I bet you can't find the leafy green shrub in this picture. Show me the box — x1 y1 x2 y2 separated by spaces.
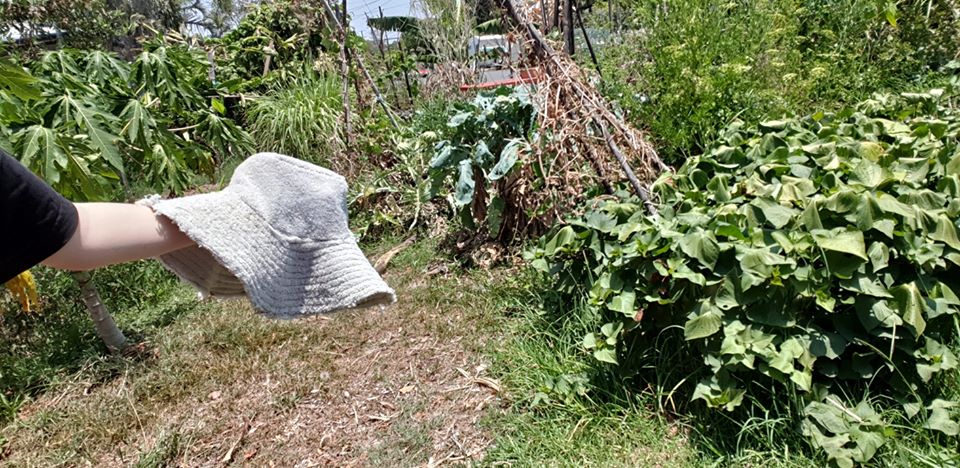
245 72 344 166
602 0 960 162
529 89 960 465
428 87 537 241
209 0 344 87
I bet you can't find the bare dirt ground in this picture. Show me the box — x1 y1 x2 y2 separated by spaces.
1 249 503 467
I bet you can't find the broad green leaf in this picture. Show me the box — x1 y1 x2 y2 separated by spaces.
738 247 793 280
582 333 597 349
857 141 885 161
0 59 41 100
601 322 623 340
805 401 850 435
693 374 745 411
930 216 960 250
915 337 958 382
684 309 722 340
593 348 618 364
856 298 903 330
67 97 124 173
211 98 226 115
924 400 959 436
808 331 848 359
867 242 889 272
874 192 914 218
20 125 67 185
812 228 868 261
430 141 455 168
543 226 578 255
679 229 721 269
447 111 471 127
851 159 885 187
801 199 824 229
779 176 817 202
583 210 618 232
488 139 523 180
890 283 927 336
453 160 475 206
608 291 636 315
752 198 797 228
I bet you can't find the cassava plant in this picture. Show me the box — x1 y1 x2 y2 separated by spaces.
528 88 960 466
1 44 252 352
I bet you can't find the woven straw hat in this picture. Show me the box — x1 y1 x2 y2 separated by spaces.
139 152 396 317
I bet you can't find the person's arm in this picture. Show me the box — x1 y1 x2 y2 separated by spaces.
42 203 195 271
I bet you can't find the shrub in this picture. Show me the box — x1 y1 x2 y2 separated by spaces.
528 89 960 465
601 0 960 163
427 87 608 244
427 87 537 241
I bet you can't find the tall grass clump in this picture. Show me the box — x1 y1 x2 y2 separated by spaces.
245 72 344 165
601 0 960 163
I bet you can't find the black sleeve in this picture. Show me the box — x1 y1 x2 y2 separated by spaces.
1 149 79 283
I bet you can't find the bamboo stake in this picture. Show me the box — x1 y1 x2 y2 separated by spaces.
318 0 400 130
574 1 601 77
375 7 401 106
339 0 354 148
396 37 415 103
598 121 657 216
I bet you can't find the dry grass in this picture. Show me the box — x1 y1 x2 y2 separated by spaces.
0 245 501 467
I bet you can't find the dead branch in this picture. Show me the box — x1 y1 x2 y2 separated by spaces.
495 0 669 217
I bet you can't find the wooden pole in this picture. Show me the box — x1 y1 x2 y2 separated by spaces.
262 38 274 77
550 0 560 31
319 0 399 130
376 7 401 106
339 0 354 149
563 0 575 54
575 1 601 76
397 38 415 104
540 0 549 28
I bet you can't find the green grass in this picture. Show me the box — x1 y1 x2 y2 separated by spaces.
0 261 187 421
0 237 505 465
481 272 697 466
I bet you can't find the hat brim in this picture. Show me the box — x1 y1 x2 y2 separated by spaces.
142 190 396 317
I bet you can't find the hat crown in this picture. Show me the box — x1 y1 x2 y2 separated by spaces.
229 153 350 240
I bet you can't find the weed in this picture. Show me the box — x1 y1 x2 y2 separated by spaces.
244 71 344 166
